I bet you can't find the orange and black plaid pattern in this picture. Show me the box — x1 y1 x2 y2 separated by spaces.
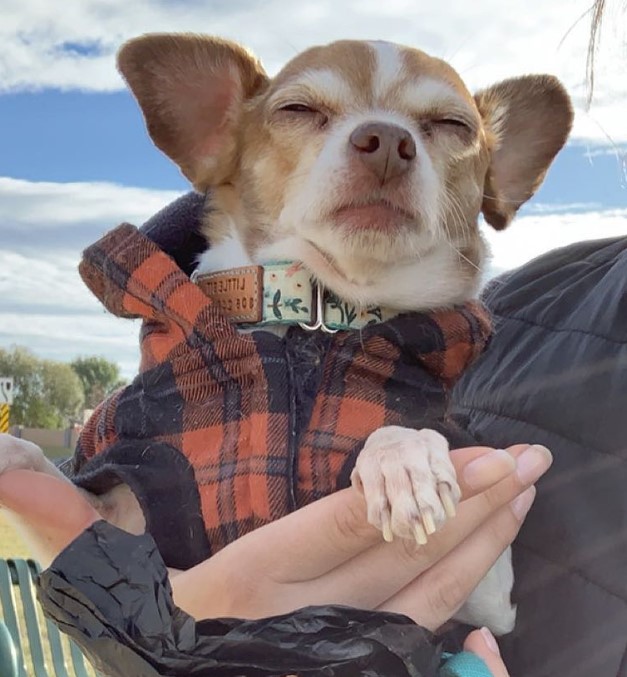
74 224 491 568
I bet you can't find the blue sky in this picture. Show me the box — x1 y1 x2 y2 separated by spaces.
1 0 625 379
2 90 626 204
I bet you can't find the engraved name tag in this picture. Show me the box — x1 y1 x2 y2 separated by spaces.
195 267 263 323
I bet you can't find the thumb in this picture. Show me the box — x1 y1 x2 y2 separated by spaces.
0 470 100 557
463 628 509 677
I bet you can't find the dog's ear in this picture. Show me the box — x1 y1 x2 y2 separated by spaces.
475 75 573 230
117 33 269 187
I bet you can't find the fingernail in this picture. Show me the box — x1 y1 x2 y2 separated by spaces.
463 448 516 488
481 627 501 655
511 485 536 520
516 445 552 484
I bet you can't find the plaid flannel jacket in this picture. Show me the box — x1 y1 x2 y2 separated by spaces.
72 223 492 569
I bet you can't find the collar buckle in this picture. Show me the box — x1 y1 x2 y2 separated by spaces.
298 283 338 334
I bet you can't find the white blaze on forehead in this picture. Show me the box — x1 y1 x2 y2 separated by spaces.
400 78 469 112
276 68 353 108
368 40 405 99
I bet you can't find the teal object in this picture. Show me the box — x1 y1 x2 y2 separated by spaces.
0 558 92 676
0 619 19 677
439 650 494 677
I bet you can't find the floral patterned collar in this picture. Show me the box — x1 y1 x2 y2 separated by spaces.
192 261 399 333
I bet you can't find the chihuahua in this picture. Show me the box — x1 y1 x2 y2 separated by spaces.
0 34 573 635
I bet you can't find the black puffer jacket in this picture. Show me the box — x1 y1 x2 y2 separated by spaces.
452 236 627 677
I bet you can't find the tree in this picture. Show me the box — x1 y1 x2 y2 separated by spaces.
0 346 85 428
0 346 42 426
70 356 126 409
41 361 85 426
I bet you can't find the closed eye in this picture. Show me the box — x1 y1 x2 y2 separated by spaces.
279 103 317 113
420 117 474 140
274 102 329 129
434 118 471 131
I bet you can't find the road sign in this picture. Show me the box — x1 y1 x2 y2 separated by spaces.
0 404 8 433
0 378 14 405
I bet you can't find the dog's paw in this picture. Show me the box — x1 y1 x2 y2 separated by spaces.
351 426 460 544
0 434 46 475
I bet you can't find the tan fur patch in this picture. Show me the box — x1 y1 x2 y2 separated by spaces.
271 41 377 105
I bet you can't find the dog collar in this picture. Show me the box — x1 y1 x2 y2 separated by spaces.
192 262 399 333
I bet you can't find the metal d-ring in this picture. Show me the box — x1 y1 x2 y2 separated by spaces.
298 282 339 334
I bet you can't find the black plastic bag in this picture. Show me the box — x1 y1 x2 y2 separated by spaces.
36 521 443 676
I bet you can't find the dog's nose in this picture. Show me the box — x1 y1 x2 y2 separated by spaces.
349 122 416 183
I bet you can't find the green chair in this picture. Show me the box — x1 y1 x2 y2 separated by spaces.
0 558 93 677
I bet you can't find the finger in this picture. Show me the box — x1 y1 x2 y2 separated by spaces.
234 488 379 579
293 446 548 608
377 487 535 630
464 628 510 677
247 445 528 583
175 488 534 623
172 446 542 620
0 470 100 556
456 446 524 497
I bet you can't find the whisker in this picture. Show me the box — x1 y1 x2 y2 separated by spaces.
440 190 468 244
437 191 482 274
447 241 482 273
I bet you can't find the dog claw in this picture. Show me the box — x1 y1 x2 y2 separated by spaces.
382 523 394 542
422 509 436 535
439 483 456 518
414 522 428 545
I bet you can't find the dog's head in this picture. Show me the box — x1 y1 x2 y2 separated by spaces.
118 35 573 309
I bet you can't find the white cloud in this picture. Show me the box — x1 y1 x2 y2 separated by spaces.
581 143 627 165
0 177 182 378
525 202 604 214
0 310 141 379
482 207 627 276
1 0 626 143
0 177 182 255
1 176 625 379
0 251 92 312
0 251 142 380
0 177 181 228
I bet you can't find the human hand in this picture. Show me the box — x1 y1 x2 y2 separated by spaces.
0 469 101 558
172 443 551 627
0 443 551 632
